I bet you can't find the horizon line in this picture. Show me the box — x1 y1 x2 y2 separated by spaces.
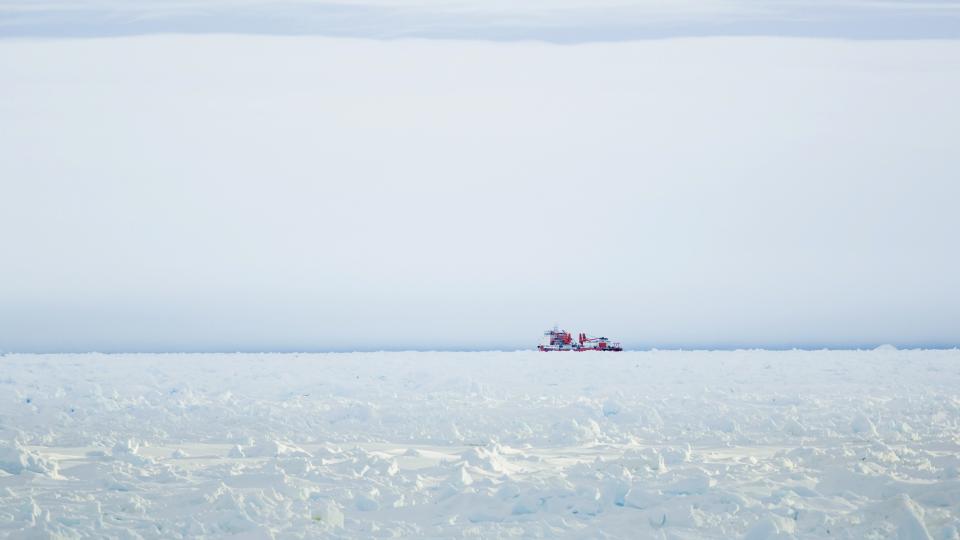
4 344 959 355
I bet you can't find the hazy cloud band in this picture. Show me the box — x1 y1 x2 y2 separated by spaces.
2 0 960 41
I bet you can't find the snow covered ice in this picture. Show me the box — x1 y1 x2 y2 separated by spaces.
2 349 960 538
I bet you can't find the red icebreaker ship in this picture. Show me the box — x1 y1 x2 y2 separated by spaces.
538 326 623 352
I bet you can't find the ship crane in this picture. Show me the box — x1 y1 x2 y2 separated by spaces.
576 332 623 352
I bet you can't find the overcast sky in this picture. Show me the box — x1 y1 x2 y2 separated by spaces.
2 3 959 352
2 0 960 40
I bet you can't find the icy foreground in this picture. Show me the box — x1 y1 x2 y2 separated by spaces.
1 351 959 539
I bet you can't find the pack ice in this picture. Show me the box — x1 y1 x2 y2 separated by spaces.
1 349 959 538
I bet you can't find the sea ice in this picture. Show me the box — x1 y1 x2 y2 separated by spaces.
0 349 958 538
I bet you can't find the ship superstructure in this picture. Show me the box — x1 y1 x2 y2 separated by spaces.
538 326 623 352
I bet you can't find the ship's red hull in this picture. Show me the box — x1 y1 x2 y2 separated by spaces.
538 346 623 352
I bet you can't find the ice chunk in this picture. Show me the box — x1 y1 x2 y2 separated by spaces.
312 500 344 529
894 495 932 540
0 440 58 477
852 413 879 438
111 439 140 455
623 487 661 509
461 444 509 473
602 400 622 417
233 440 312 458
454 465 474 487
0 443 28 474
